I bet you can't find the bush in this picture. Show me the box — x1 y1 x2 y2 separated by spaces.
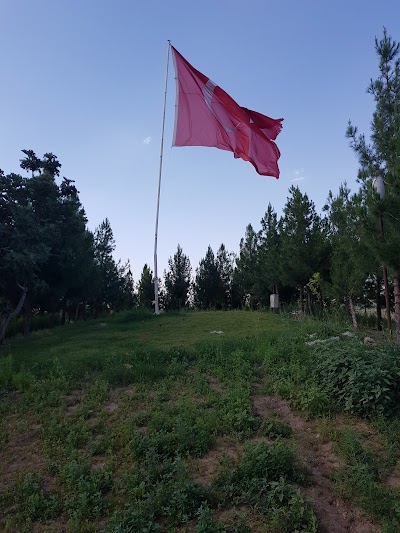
311 340 400 417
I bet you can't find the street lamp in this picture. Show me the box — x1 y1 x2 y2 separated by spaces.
372 176 392 335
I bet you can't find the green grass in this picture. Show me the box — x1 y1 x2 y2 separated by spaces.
1 309 400 531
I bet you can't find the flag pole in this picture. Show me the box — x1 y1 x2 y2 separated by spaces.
154 40 171 315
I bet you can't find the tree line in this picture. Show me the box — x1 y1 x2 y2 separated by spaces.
1 29 400 341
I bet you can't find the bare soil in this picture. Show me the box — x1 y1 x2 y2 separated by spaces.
252 393 381 533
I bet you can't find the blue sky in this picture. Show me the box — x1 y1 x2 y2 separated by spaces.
1 0 399 280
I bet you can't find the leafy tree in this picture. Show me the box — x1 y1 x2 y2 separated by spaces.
164 244 192 310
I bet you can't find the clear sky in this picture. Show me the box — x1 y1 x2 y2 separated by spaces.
1 0 399 281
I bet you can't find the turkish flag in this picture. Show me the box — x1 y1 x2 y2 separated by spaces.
171 46 283 178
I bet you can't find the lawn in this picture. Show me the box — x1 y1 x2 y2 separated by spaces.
1 310 400 532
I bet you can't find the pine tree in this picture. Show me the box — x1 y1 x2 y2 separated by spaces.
216 244 235 309
347 28 400 339
234 224 258 308
325 184 371 328
194 246 223 309
93 218 121 313
164 245 192 310
138 264 154 310
281 186 326 312
256 204 282 305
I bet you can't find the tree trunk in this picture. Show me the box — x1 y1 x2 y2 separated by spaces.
61 296 66 325
349 293 358 330
376 275 382 331
383 265 392 336
306 286 313 315
393 273 400 344
299 286 304 313
0 285 28 344
75 302 81 321
23 293 32 337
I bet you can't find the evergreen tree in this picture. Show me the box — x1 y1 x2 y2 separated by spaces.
164 245 192 310
216 244 235 309
256 204 282 305
324 184 371 328
194 246 223 309
119 261 137 309
234 224 258 308
138 264 154 310
281 186 326 312
347 28 400 340
93 218 121 313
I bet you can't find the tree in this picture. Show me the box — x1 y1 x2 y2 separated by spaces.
118 261 137 310
234 224 258 308
39 177 92 323
194 246 224 309
256 204 282 304
0 167 56 337
138 264 154 310
280 186 326 312
164 245 192 310
19 149 41 177
93 218 121 313
347 28 400 340
216 244 235 309
324 184 371 328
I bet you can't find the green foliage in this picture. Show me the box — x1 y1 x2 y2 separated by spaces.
212 441 306 503
259 417 293 439
138 263 154 310
6 310 400 530
194 245 225 310
110 453 209 529
1 472 60 530
311 340 400 416
335 428 400 529
324 184 374 324
59 458 113 518
211 442 315 532
164 244 192 310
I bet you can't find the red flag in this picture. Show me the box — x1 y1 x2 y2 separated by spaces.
171 46 283 178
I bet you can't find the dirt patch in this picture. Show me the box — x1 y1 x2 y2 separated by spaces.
252 394 380 533
104 401 118 413
64 389 85 415
385 466 400 488
91 455 107 470
0 415 46 494
206 375 225 393
253 394 307 432
189 435 271 487
190 437 241 486
335 415 386 459
115 385 136 397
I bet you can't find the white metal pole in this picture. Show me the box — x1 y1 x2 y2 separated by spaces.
154 40 171 315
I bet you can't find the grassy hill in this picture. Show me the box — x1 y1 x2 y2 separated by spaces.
1 310 400 532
